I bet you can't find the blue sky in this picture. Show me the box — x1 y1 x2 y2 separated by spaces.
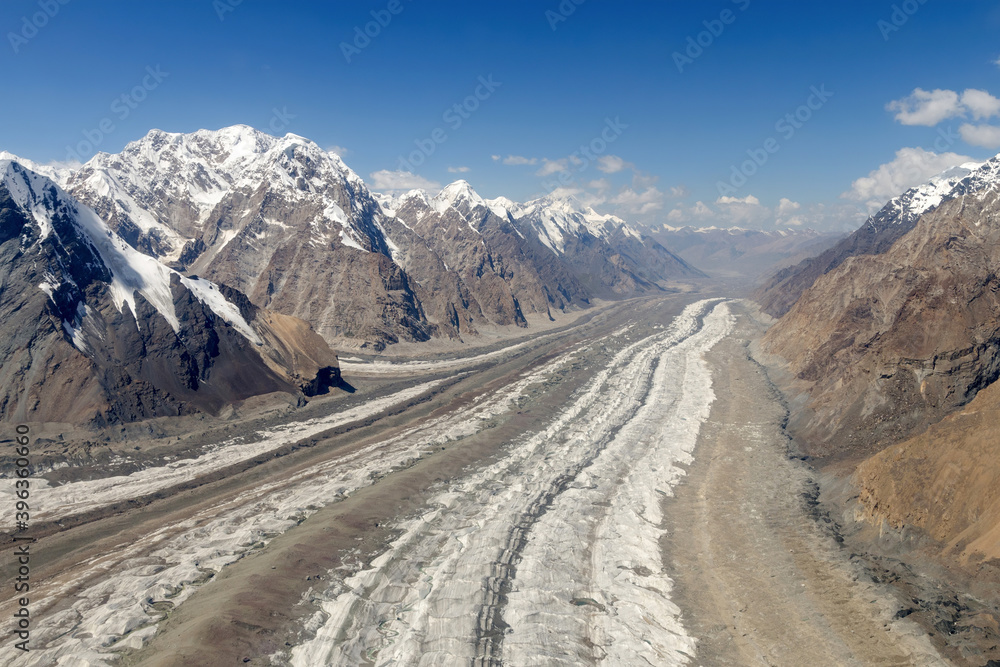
2 0 999 231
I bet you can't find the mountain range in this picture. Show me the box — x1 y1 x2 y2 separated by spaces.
1 124 852 428
14 126 708 352
0 125 726 426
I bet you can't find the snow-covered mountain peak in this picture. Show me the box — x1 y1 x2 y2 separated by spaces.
484 195 517 220
866 158 989 233
509 193 641 254
376 188 432 217
1 158 61 238
66 125 379 262
431 179 488 215
0 151 74 187
952 155 1000 200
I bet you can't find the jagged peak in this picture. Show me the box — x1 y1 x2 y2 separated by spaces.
866 156 997 233
485 195 517 219
0 152 75 187
432 179 486 211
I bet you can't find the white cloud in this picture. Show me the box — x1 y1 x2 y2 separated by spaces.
995 56 1000 68
662 196 863 231
447 166 471 173
631 172 659 189
610 187 665 214
716 194 761 206
713 194 770 225
887 88 964 126
776 198 803 226
777 197 801 216
491 154 501 161
368 169 441 191
595 155 631 174
661 203 705 226
691 201 713 219
961 89 1000 120
841 147 974 205
326 145 349 156
536 158 570 176
886 88 1000 141
959 123 1000 149
500 155 538 166
548 186 583 200
669 185 690 198
576 191 608 208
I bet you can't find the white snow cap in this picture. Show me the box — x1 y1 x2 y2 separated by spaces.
69 125 377 262
868 157 998 232
507 193 641 255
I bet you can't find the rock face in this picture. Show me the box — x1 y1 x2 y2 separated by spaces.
0 159 338 426
378 184 703 336
854 378 1000 563
760 157 1000 458
378 183 592 335
756 163 981 317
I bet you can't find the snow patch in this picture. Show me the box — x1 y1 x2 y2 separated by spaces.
179 276 262 345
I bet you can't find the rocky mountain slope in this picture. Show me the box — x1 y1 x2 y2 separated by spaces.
760 157 1000 457
754 156 1000 663
854 377 1000 564
377 182 589 334
756 163 982 317
64 126 431 350
378 183 706 335
0 159 338 426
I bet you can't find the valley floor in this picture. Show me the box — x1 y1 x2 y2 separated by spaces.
0 295 958 666
662 307 944 666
